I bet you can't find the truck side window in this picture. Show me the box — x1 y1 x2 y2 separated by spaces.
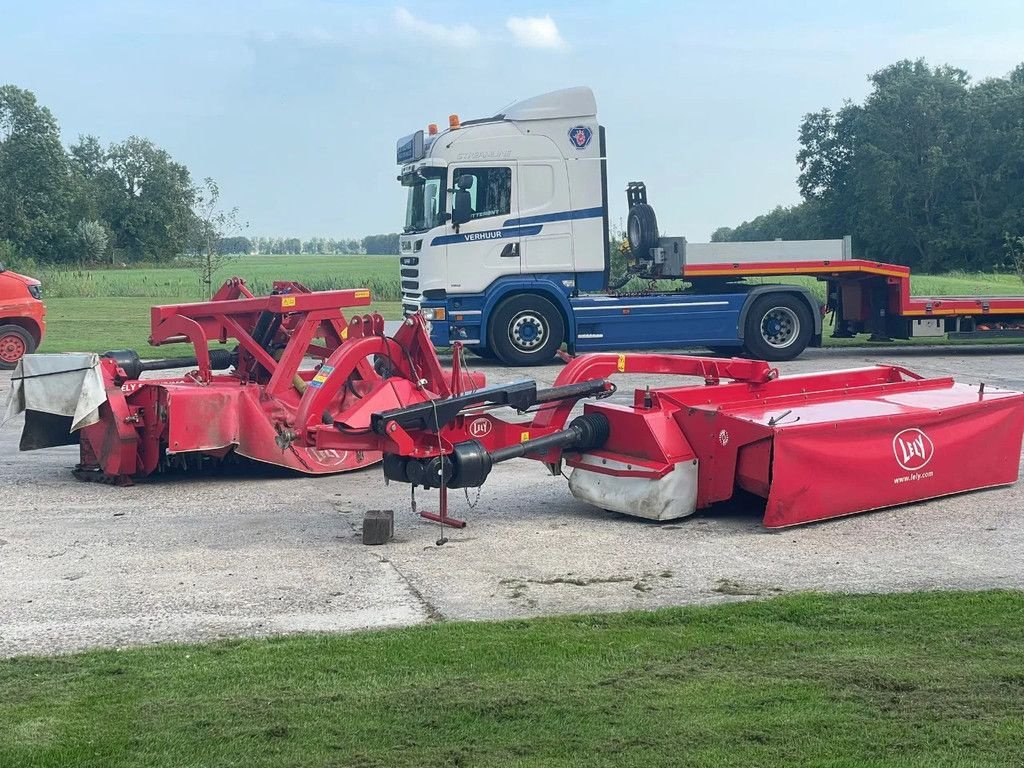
452 167 511 221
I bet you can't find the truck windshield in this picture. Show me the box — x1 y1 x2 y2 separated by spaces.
403 168 446 233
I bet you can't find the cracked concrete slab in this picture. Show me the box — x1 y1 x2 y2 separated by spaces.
2 344 1023 656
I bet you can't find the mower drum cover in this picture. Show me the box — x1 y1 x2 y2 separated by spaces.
560 359 1024 527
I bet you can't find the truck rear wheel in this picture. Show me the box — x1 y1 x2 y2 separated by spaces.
742 294 813 362
488 295 564 366
0 324 34 370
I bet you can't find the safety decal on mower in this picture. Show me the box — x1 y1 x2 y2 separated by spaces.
309 364 334 388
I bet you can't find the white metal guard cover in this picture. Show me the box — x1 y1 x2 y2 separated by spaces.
4 353 107 433
567 455 700 521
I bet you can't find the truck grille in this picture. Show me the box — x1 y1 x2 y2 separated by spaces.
400 256 420 316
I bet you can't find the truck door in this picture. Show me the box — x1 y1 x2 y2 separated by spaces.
516 160 573 275
445 164 520 294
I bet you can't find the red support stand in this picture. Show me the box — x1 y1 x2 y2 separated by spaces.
417 340 468 529
418 485 467 529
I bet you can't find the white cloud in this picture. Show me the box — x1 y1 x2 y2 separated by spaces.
506 15 565 50
394 7 480 48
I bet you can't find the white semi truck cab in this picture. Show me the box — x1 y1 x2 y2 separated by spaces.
396 86 832 365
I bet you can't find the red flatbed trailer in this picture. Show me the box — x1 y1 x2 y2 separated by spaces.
684 258 1024 342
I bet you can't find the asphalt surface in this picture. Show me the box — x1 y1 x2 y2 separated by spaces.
2 344 1024 657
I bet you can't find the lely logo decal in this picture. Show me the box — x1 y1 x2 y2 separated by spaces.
469 418 492 438
892 428 934 471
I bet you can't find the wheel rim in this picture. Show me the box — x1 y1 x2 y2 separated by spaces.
0 332 26 364
628 217 640 248
760 307 800 349
508 311 547 353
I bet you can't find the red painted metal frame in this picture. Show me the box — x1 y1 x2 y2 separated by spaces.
78 280 483 483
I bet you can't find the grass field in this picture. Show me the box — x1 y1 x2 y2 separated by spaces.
43 297 403 357
1 591 1021 767
29 259 1024 354
40 254 402 301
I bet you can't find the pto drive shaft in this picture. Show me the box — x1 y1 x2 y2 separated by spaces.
382 413 610 490
102 348 235 380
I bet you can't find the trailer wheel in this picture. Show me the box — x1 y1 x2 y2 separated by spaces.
626 203 660 255
0 325 34 370
742 294 813 361
489 295 565 366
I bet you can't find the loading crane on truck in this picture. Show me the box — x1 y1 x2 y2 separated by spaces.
396 87 1024 365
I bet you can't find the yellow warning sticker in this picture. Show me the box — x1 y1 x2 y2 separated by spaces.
354 290 371 299
340 326 348 339
617 354 626 372
520 431 530 442
281 296 296 308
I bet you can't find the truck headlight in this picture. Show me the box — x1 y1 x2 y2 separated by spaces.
28 284 42 300
420 307 446 321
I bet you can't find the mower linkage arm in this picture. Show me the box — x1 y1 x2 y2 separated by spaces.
369 378 609 435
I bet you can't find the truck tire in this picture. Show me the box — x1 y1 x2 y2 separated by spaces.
488 295 565 366
0 324 34 370
742 294 813 362
626 203 660 255
467 346 496 360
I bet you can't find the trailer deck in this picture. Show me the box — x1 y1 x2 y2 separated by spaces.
682 257 1024 340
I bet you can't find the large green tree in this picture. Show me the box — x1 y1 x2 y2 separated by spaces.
0 85 73 260
0 85 214 265
719 59 1024 272
104 136 196 261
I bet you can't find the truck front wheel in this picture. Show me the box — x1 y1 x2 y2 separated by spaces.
742 294 813 362
0 324 35 370
488 295 565 366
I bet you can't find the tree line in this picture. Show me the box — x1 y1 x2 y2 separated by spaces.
231 233 400 256
712 59 1024 273
0 84 401 268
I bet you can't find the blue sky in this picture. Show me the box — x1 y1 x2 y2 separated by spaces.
2 0 1022 240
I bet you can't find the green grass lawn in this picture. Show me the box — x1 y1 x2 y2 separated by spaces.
1 591 1021 767
30 254 402 354
41 297 403 355
40 254 401 300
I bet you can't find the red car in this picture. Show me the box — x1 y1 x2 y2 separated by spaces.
0 265 45 369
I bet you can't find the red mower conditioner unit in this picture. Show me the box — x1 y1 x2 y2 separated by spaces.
7 279 482 483
9 282 1024 528
337 352 1024 528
